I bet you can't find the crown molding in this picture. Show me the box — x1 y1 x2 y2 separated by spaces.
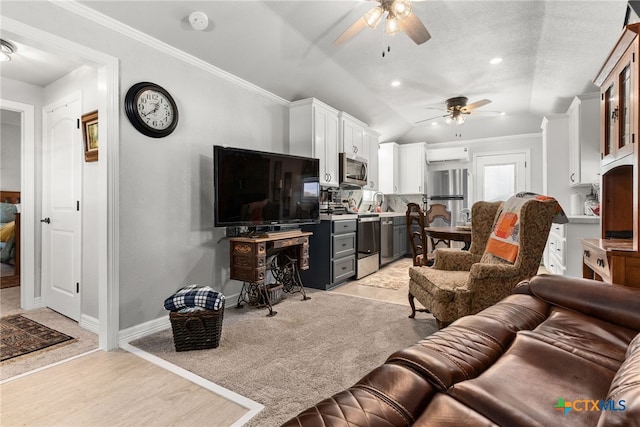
51 0 290 107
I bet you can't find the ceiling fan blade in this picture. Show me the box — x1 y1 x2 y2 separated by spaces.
334 16 368 45
398 12 431 45
415 114 447 124
462 99 492 112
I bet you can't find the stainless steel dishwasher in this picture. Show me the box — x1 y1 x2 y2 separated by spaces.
380 217 394 266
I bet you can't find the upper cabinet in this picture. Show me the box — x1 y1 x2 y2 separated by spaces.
378 142 399 194
567 94 600 187
595 27 637 169
397 142 427 194
290 98 340 187
378 142 427 195
363 128 380 191
290 98 379 190
339 112 365 159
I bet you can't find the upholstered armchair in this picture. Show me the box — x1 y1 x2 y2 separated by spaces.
408 197 559 328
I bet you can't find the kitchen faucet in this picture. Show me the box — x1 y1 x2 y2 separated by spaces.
372 192 385 212
459 208 471 224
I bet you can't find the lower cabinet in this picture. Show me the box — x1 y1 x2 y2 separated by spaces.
301 219 356 290
393 216 407 260
544 219 599 278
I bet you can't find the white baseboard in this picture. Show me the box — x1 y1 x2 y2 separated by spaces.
79 313 99 334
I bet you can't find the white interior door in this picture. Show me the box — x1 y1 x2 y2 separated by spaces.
42 94 82 321
475 152 528 202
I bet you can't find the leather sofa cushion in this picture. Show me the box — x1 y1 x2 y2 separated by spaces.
281 364 435 427
449 333 616 427
529 275 640 331
413 394 498 426
598 333 640 427
387 293 549 392
474 293 549 330
525 307 637 371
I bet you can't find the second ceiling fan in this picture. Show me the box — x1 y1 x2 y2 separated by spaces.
334 0 431 46
417 97 493 125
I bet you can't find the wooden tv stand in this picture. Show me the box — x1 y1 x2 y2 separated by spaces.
229 231 312 316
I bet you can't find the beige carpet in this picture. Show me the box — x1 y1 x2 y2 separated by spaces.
131 290 437 427
355 257 414 290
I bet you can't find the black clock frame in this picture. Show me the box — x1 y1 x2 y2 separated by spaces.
124 82 179 138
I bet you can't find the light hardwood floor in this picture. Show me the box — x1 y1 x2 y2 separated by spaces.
1 350 250 427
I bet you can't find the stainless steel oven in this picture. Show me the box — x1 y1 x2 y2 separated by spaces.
339 153 368 187
357 214 380 279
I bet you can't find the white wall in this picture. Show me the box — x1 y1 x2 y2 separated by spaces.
426 133 544 203
1 2 290 330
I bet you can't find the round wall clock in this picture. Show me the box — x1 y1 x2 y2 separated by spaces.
124 82 178 138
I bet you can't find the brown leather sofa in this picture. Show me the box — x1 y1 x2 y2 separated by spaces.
282 275 640 427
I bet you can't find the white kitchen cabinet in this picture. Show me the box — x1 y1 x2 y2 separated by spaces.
339 112 365 159
363 128 379 190
544 218 600 278
378 142 399 194
290 98 340 187
567 94 600 187
398 142 427 194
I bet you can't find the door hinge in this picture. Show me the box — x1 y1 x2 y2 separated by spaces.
77 201 80 211
634 52 636 63
77 118 80 129
76 282 80 293
633 134 636 144
525 161 527 168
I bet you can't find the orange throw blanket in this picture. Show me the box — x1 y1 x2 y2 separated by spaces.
486 193 566 263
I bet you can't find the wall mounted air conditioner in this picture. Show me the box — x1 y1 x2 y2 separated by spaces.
426 146 469 163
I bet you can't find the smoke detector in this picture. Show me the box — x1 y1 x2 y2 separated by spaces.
188 11 209 31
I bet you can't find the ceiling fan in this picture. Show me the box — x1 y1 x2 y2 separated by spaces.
334 0 431 46
416 97 493 126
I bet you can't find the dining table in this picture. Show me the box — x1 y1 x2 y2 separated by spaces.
425 226 472 251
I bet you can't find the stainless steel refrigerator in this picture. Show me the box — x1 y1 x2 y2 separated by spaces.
427 168 470 226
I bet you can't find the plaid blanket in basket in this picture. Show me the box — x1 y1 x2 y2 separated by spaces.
164 284 225 311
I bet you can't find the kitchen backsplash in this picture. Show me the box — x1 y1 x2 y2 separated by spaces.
333 187 425 213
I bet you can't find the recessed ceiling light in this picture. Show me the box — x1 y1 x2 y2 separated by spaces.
489 57 503 65
500 112 506 116
391 80 401 87
431 122 438 126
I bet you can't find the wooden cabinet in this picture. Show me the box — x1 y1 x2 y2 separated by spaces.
290 98 340 187
583 23 640 288
301 219 356 289
398 142 427 194
567 94 600 187
599 43 636 167
379 142 400 194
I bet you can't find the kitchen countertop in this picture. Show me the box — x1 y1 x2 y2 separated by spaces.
567 215 600 224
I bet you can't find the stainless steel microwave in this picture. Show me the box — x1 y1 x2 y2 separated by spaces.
339 153 368 186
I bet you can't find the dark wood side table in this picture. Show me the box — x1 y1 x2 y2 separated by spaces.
229 231 312 316
425 226 472 251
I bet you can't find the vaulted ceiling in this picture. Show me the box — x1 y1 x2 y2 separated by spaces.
1 1 631 143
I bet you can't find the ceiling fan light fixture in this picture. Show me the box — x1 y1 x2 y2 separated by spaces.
0 39 16 62
455 115 466 125
391 0 412 20
385 16 401 35
364 6 385 28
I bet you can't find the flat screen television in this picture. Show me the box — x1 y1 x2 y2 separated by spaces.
213 145 320 228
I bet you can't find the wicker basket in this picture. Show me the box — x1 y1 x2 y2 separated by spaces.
169 301 224 352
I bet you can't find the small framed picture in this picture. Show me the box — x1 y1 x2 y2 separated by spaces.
82 110 98 162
